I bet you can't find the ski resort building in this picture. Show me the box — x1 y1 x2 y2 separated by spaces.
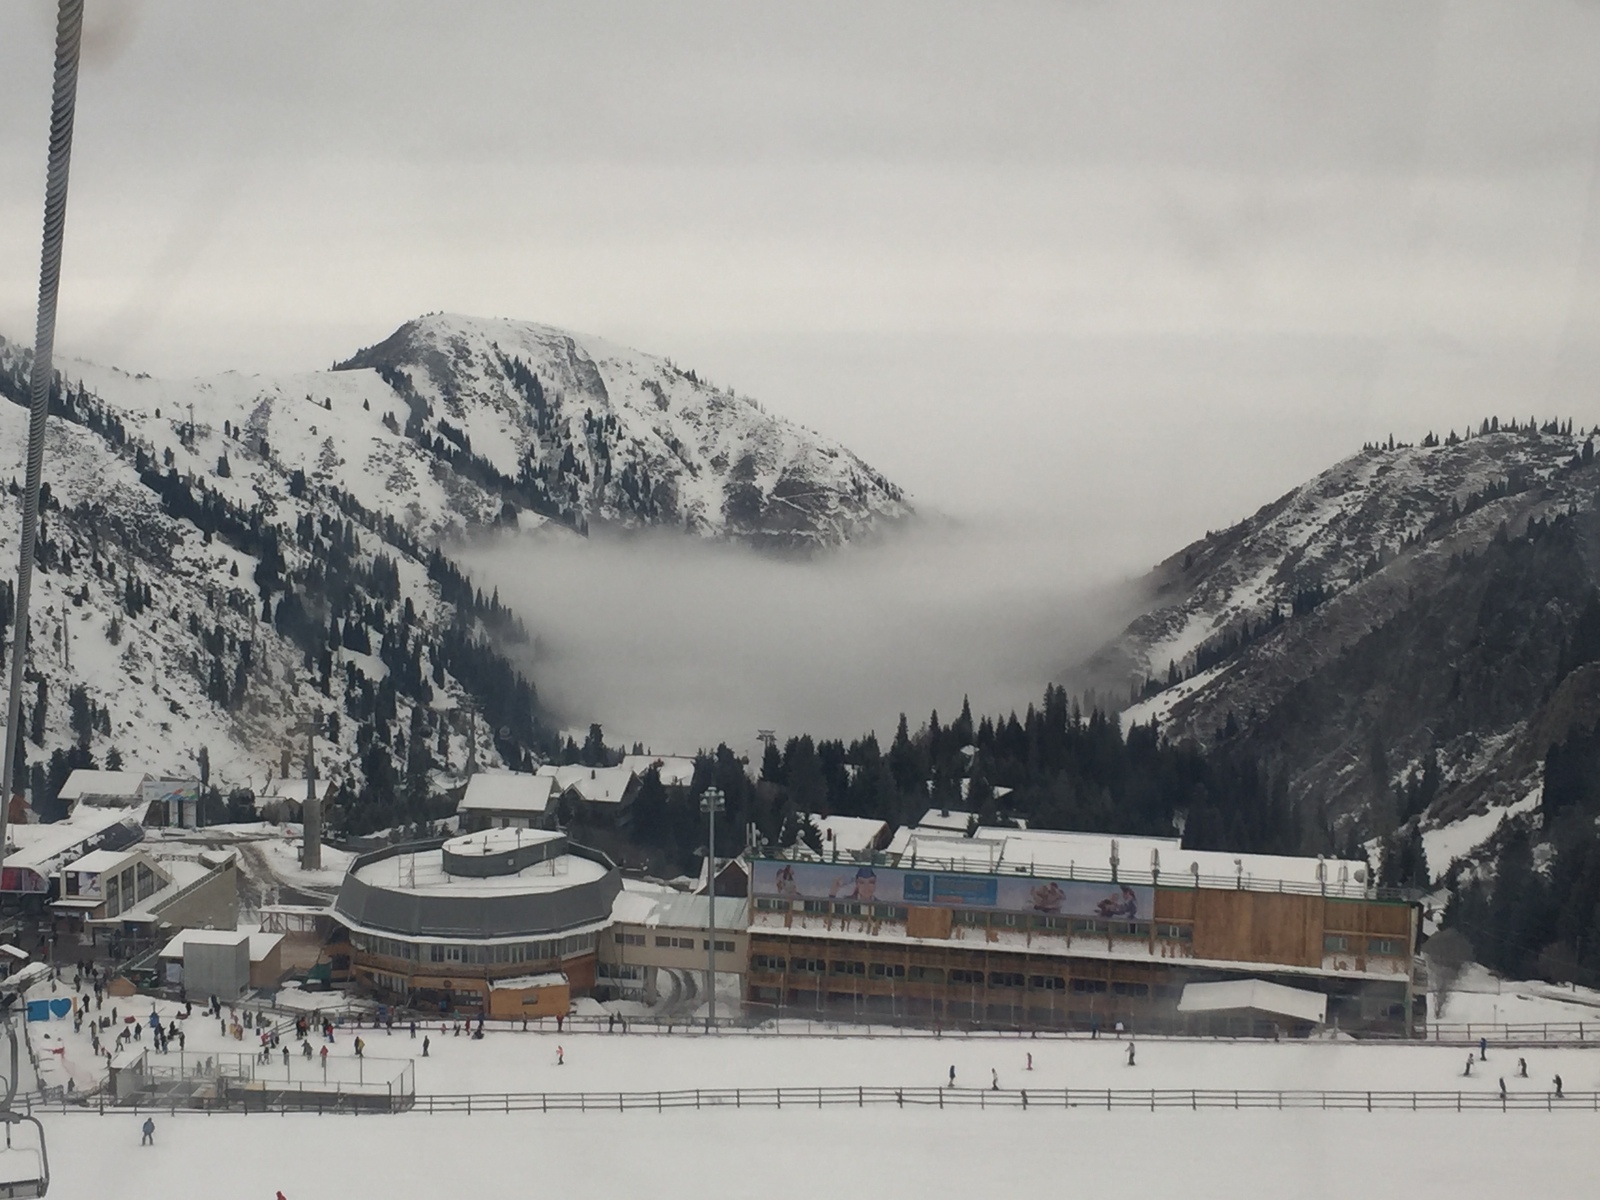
598 889 748 1002
333 828 621 1017
745 827 1421 1036
455 770 557 832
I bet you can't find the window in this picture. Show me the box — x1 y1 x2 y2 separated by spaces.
1071 978 1107 994
755 898 790 912
614 932 644 946
833 902 865 918
869 963 906 979
136 863 159 901
909 965 944 983
871 905 908 921
830 960 865 976
988 971 1025 989
1324 935 1350 953
1110 921 1150 939
1031 916 1067 931
752 955 786 972
994 913 1023 929
656 936 695 950
954 910 987 927
703 939 735 953
792 958 825 975
1112 981 1150 997
949 969 984 985
1029 975 1065 991
1367 938 1400 957
1158 924 1192 941
1072 919 1107 936
802 900 829 914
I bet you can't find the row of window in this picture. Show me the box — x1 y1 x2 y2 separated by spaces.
751 956 1151 995
352 932 596 964
1325 936 1401 957
760 899 1194 942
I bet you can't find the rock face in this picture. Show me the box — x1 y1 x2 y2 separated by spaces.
334 314 910 551
1075 424 1600 865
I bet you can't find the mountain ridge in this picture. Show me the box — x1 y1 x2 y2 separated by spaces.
1071 420 1600 885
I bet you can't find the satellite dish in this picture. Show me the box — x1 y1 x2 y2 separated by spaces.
1353 868 1367 884
498 726 511 740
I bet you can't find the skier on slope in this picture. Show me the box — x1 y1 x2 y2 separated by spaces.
1126 1043 1136 1067
140 1117 155 1146
1464 1056 1473 1077
948 1065 956 1088
991 1068 999 1091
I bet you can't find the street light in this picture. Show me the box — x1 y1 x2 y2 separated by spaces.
700 787 725 1031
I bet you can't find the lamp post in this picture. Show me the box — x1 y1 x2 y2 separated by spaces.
700 787 724 1031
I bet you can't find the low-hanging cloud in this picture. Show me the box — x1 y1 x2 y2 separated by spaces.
458 518 1142 761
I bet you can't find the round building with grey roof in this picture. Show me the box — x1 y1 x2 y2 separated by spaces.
333 828 621 1016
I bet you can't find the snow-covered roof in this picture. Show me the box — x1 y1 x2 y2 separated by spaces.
5 809 145 875
61 847 142 876
489 971 568 991
810 815 891 857
535 764 636 805
159 929 283 962
57 770 151 802
1177 979 1328 1024
158 928 247 953
914 807 977 833
457 770 555 814
610 890 748 930
880 825 1368 891
620 755 696 788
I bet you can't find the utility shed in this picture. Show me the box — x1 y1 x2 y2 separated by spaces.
171 930 251 1000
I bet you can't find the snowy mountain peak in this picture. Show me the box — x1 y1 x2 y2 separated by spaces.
332 313 911 551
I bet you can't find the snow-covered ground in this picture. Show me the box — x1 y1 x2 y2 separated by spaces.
1433 964 1600 1025
17 969 1599 1198
23 1108 1593 1200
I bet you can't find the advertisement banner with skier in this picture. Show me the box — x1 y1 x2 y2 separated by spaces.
752 860 1151 920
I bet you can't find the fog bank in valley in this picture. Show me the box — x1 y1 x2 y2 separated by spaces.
459 520 1139 762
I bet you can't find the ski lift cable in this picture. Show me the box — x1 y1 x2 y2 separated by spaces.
0 0 85 867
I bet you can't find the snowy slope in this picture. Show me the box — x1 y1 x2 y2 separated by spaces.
0 335 510 810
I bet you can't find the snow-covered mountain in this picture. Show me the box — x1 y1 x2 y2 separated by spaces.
0 314 907 823
1074 422 1600 880
333 313 909 550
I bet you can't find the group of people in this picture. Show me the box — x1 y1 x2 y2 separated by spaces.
1467 1038 1564 1097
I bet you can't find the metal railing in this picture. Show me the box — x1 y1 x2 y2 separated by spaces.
768 849 1421 903
1425 1022 1599 1044
18 1084 1598 1117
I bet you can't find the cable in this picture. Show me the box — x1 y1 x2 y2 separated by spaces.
0 0 86 872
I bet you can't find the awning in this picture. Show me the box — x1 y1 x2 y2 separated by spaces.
49 898 102 911
406 976 488 993
1177 979 1327 1024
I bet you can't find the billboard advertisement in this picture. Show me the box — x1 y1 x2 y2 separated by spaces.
752 860 1151 921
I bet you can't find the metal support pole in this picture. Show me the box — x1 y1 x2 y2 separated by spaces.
700 787 724 1031
1 0 85 872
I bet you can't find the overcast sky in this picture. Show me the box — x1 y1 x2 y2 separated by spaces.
6 0 1600 571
